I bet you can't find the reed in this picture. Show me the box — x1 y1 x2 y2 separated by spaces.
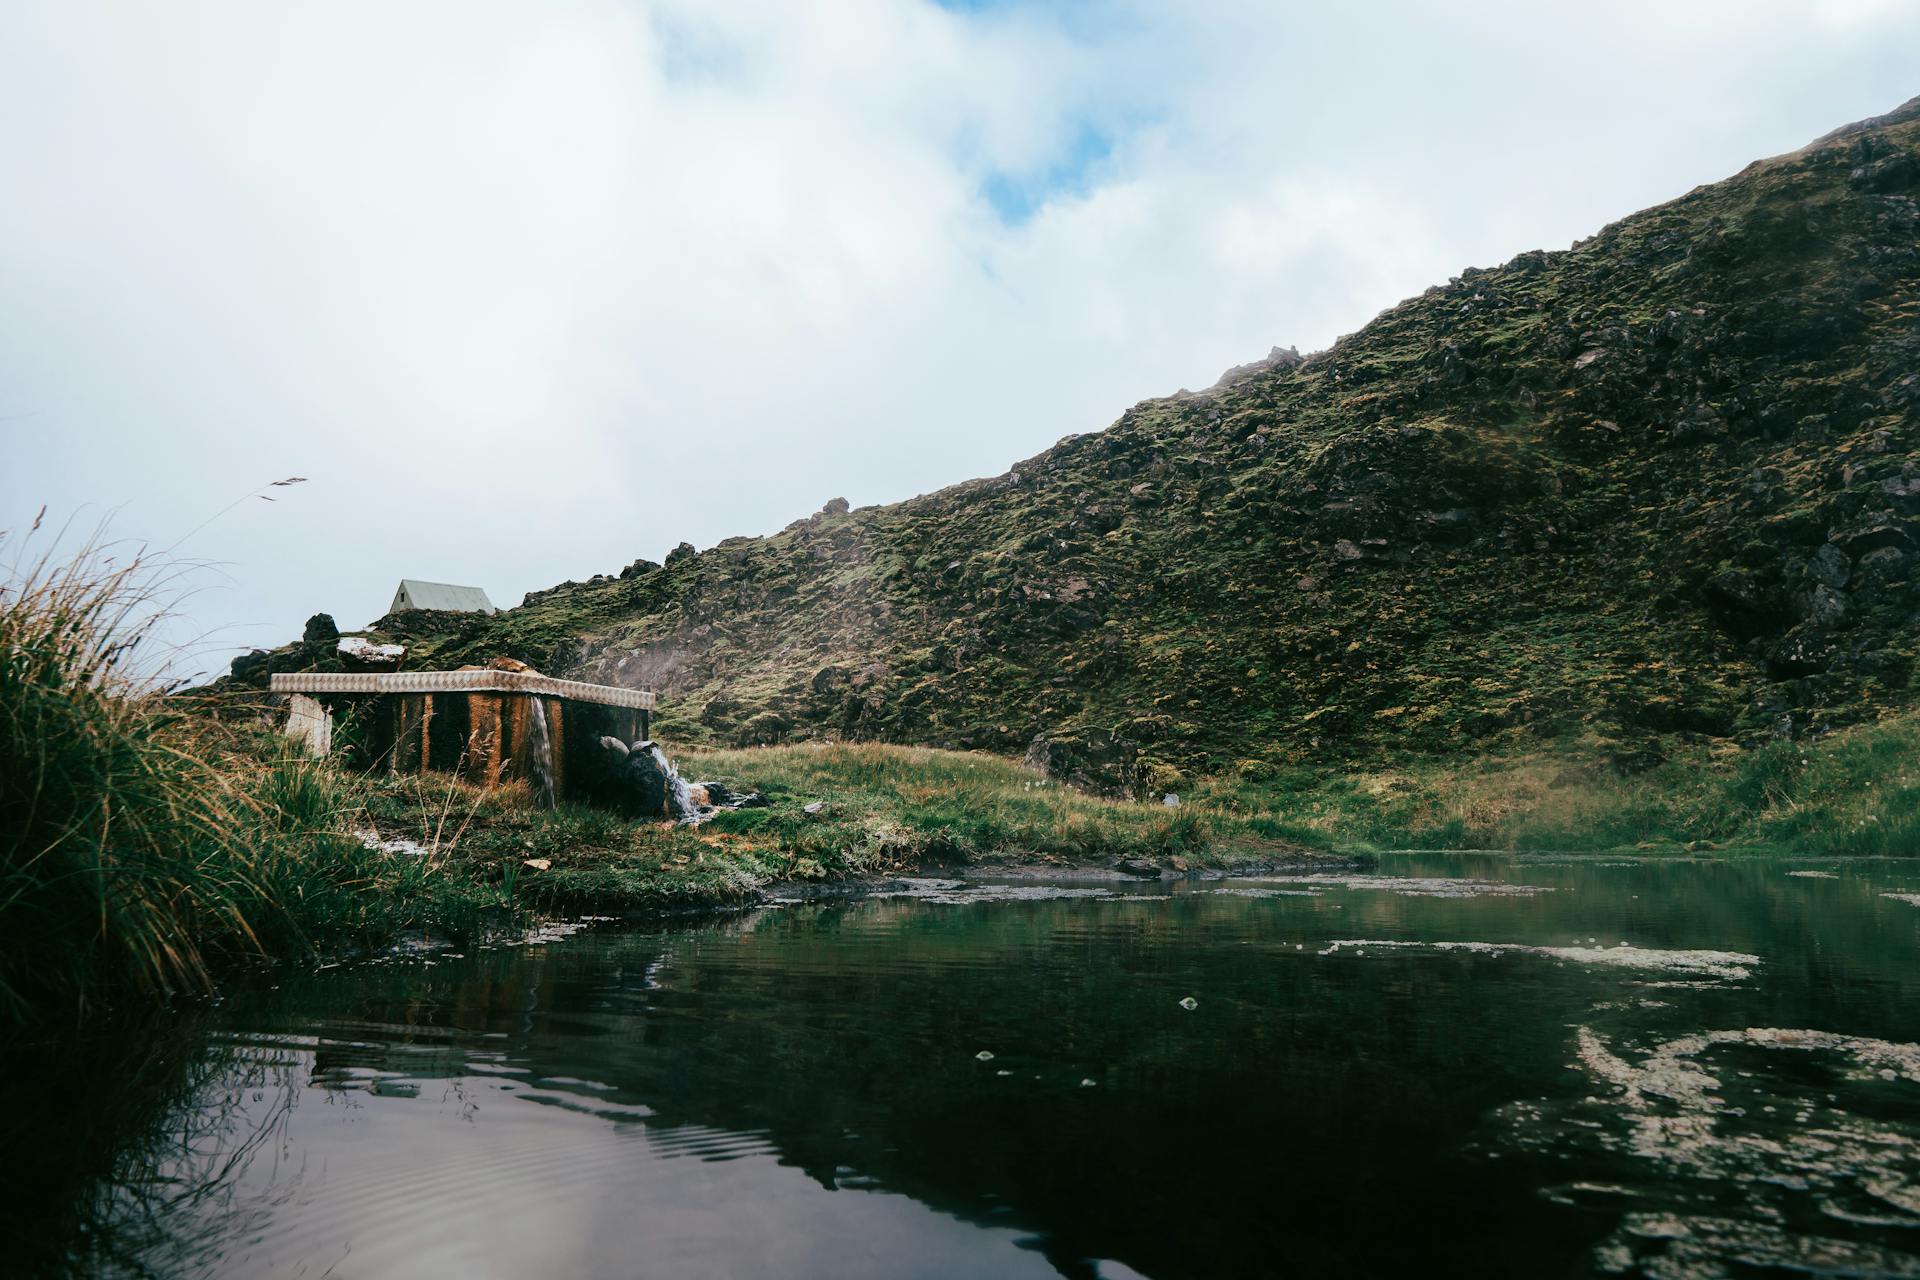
0 527 491 1028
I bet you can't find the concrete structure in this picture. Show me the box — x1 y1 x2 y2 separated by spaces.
389 579 495 614
270 669 655 807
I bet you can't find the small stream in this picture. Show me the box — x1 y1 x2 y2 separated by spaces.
7 853 1920 1278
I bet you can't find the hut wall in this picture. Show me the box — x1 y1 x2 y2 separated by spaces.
304 690 644 807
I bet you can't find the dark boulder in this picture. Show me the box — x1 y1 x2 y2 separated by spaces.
1703 567 1772 637
1806 543 1851 589
230 649 270 682
302 613 340 647
1848 152 1918 193
1766 627 1839 678
1852 546 1913 600
1024 728 1141 799
700 782 768 809
1880 473 1920 516
620 741 671 819
1798 583 1850 627
1419 508 1476 542
1831 519 1915 557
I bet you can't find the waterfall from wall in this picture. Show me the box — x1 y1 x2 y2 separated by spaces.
645 741 695 822
526 695 556 809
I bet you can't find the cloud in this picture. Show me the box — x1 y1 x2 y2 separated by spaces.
2 0 1916 676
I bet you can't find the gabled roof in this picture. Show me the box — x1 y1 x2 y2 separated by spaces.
393 579 495 613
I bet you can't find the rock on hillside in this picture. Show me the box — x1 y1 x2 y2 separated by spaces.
242 97 1920 790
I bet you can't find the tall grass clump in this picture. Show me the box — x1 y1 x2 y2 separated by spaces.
0 528 483 1028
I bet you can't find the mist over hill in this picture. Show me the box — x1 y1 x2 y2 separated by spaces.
236 97 1920 796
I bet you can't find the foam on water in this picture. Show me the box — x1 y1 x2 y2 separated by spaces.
1319 939 1760 981
1209 886 1324 899
1255 874 1553 898
1501 1026 1920 1277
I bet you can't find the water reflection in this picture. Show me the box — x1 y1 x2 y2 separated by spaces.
0 1010 302 1279
8 854 1920 1278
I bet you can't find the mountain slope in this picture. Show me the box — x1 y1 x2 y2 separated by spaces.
256 98 1920 792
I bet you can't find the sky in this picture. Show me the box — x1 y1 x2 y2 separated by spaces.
2 0 1917 678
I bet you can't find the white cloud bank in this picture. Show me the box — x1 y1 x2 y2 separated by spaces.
1 0 1915 673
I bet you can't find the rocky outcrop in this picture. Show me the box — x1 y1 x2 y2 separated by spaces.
1024 730 1140 799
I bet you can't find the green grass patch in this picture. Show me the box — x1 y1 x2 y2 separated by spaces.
356 741 1319 919
1193 713 1920 856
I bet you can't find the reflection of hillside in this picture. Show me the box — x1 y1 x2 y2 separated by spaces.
225 893 1615 1276
31 860 1920 1278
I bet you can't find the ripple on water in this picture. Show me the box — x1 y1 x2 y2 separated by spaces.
1498 1026 1920 1278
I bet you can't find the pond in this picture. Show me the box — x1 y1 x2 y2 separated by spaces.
9 853 1920 1278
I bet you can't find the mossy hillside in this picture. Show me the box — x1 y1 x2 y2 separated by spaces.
241 99 1920 781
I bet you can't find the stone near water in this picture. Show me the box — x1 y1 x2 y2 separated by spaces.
595 735 765 823
1179 996 1199 1011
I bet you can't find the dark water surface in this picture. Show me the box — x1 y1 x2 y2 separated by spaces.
11 853 1920 1278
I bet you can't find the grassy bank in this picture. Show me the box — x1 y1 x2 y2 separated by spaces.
356 741 1313 919
1194 713 1920 857
0 536 498 1028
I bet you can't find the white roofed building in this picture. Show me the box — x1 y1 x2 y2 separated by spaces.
389 579 495 614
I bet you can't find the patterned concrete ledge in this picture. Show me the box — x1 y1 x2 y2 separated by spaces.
270 670 655 710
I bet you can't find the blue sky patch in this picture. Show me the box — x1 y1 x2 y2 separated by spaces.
981 120 1114 224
